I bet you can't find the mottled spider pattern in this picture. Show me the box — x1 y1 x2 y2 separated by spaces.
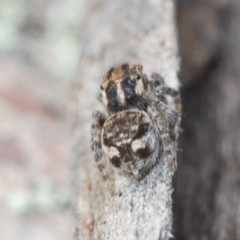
91 63 181 179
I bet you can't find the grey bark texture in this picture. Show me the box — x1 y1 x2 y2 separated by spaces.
174 0 240 239
71 0 179 239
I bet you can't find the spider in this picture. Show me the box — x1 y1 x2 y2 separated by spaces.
91 63 181 179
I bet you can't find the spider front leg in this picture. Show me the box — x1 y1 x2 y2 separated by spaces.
91 111 109 180
147 105 177 171
148 73 181 125
142 90 178 126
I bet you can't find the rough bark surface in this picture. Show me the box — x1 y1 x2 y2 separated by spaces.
71 0 179 239
173 1 240 239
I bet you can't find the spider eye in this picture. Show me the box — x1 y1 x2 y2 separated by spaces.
100 85 104 90
135 74 141 80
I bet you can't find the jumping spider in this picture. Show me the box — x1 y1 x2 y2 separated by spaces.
91 63 181 179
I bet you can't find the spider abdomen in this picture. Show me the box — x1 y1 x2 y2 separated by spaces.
102 109 159 177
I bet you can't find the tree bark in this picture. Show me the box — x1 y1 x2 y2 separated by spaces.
71 0 180 239
173 1 240 239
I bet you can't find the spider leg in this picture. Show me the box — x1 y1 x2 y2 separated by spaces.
147 105 177 171
162 87 182 139
91 111 109 180
144 73 182 126
162 87 182 113
142 90 178 125
155 101 178 125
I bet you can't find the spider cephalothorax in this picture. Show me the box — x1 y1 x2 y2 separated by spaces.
92 63 181 179
100 63 148 113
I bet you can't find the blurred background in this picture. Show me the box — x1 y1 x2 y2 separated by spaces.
174 1 240 239
0 0 84 239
